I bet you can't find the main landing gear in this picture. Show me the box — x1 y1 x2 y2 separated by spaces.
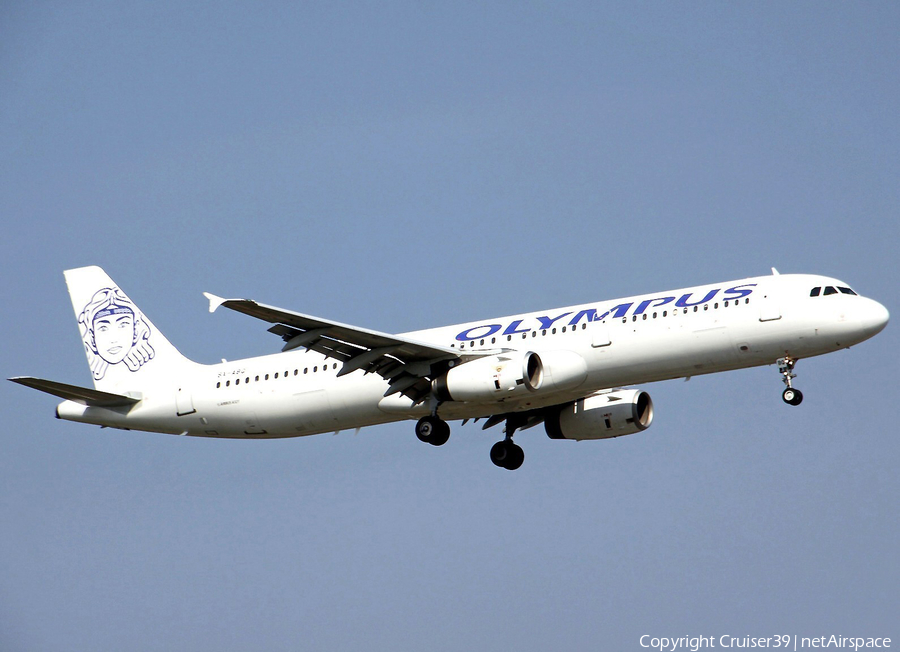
414 412 526 471
777 357 803 406
490 415 525 471
490 438 524 471
415 415 450 446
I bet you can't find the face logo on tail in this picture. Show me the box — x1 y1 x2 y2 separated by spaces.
78 287 154 379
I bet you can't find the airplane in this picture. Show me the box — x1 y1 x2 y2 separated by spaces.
10 265 890 470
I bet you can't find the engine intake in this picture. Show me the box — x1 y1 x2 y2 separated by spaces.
545 389 654 441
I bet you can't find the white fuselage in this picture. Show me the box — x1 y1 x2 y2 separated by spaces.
56 273 889 438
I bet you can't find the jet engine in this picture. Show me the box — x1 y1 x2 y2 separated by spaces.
534 350 588 393
433 351 542 402
545 389 654 440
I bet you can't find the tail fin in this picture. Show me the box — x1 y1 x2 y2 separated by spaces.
64 266 196 393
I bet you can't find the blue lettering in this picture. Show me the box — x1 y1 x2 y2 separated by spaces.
675 289 719 308
456 324 501 341
722 283 756 300
502 319 531 336
568 309 599 326
605 302 634 319
634 296 675 315
535 312 572 330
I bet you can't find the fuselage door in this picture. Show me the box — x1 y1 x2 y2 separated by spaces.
175 387 196 416
758 290 782 322
591 324 611 348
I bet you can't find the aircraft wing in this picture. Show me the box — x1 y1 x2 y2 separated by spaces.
205 293 462 403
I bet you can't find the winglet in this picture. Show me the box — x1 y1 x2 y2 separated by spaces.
771 267 780 275
203 292 227 313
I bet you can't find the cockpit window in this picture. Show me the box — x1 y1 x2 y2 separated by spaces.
838 287 857 296
823 286 838 296
810 287 821 297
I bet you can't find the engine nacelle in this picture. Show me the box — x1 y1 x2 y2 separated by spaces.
545 389 654 441
433 351 542 403
535 350 588 393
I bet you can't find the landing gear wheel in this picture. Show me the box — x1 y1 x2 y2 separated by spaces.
505 443 524 470
782 387 803 406
777 357 803 407
430 420 450 446
490 440 524 470
416 416 450 446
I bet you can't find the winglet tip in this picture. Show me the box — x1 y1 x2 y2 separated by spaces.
203 292 227 313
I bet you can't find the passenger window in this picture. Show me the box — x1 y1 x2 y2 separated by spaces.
824 286 838 295
226 380 231 387
810 287 821 297
216 382 221 389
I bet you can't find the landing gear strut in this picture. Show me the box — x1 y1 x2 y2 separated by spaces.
490 415 525 470
777 357 803 406
416 415 450 446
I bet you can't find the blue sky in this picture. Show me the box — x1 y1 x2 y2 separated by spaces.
1 3 898 650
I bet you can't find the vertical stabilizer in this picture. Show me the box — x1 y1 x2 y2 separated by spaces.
64 266 196 393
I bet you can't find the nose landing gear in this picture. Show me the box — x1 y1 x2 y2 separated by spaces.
778 357 803 406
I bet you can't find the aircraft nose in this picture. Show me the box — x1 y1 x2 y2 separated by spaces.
858 298 889 338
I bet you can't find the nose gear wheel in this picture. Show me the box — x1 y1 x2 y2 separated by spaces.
777 357 803 406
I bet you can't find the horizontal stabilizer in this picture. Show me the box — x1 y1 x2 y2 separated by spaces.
8 376 140 407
